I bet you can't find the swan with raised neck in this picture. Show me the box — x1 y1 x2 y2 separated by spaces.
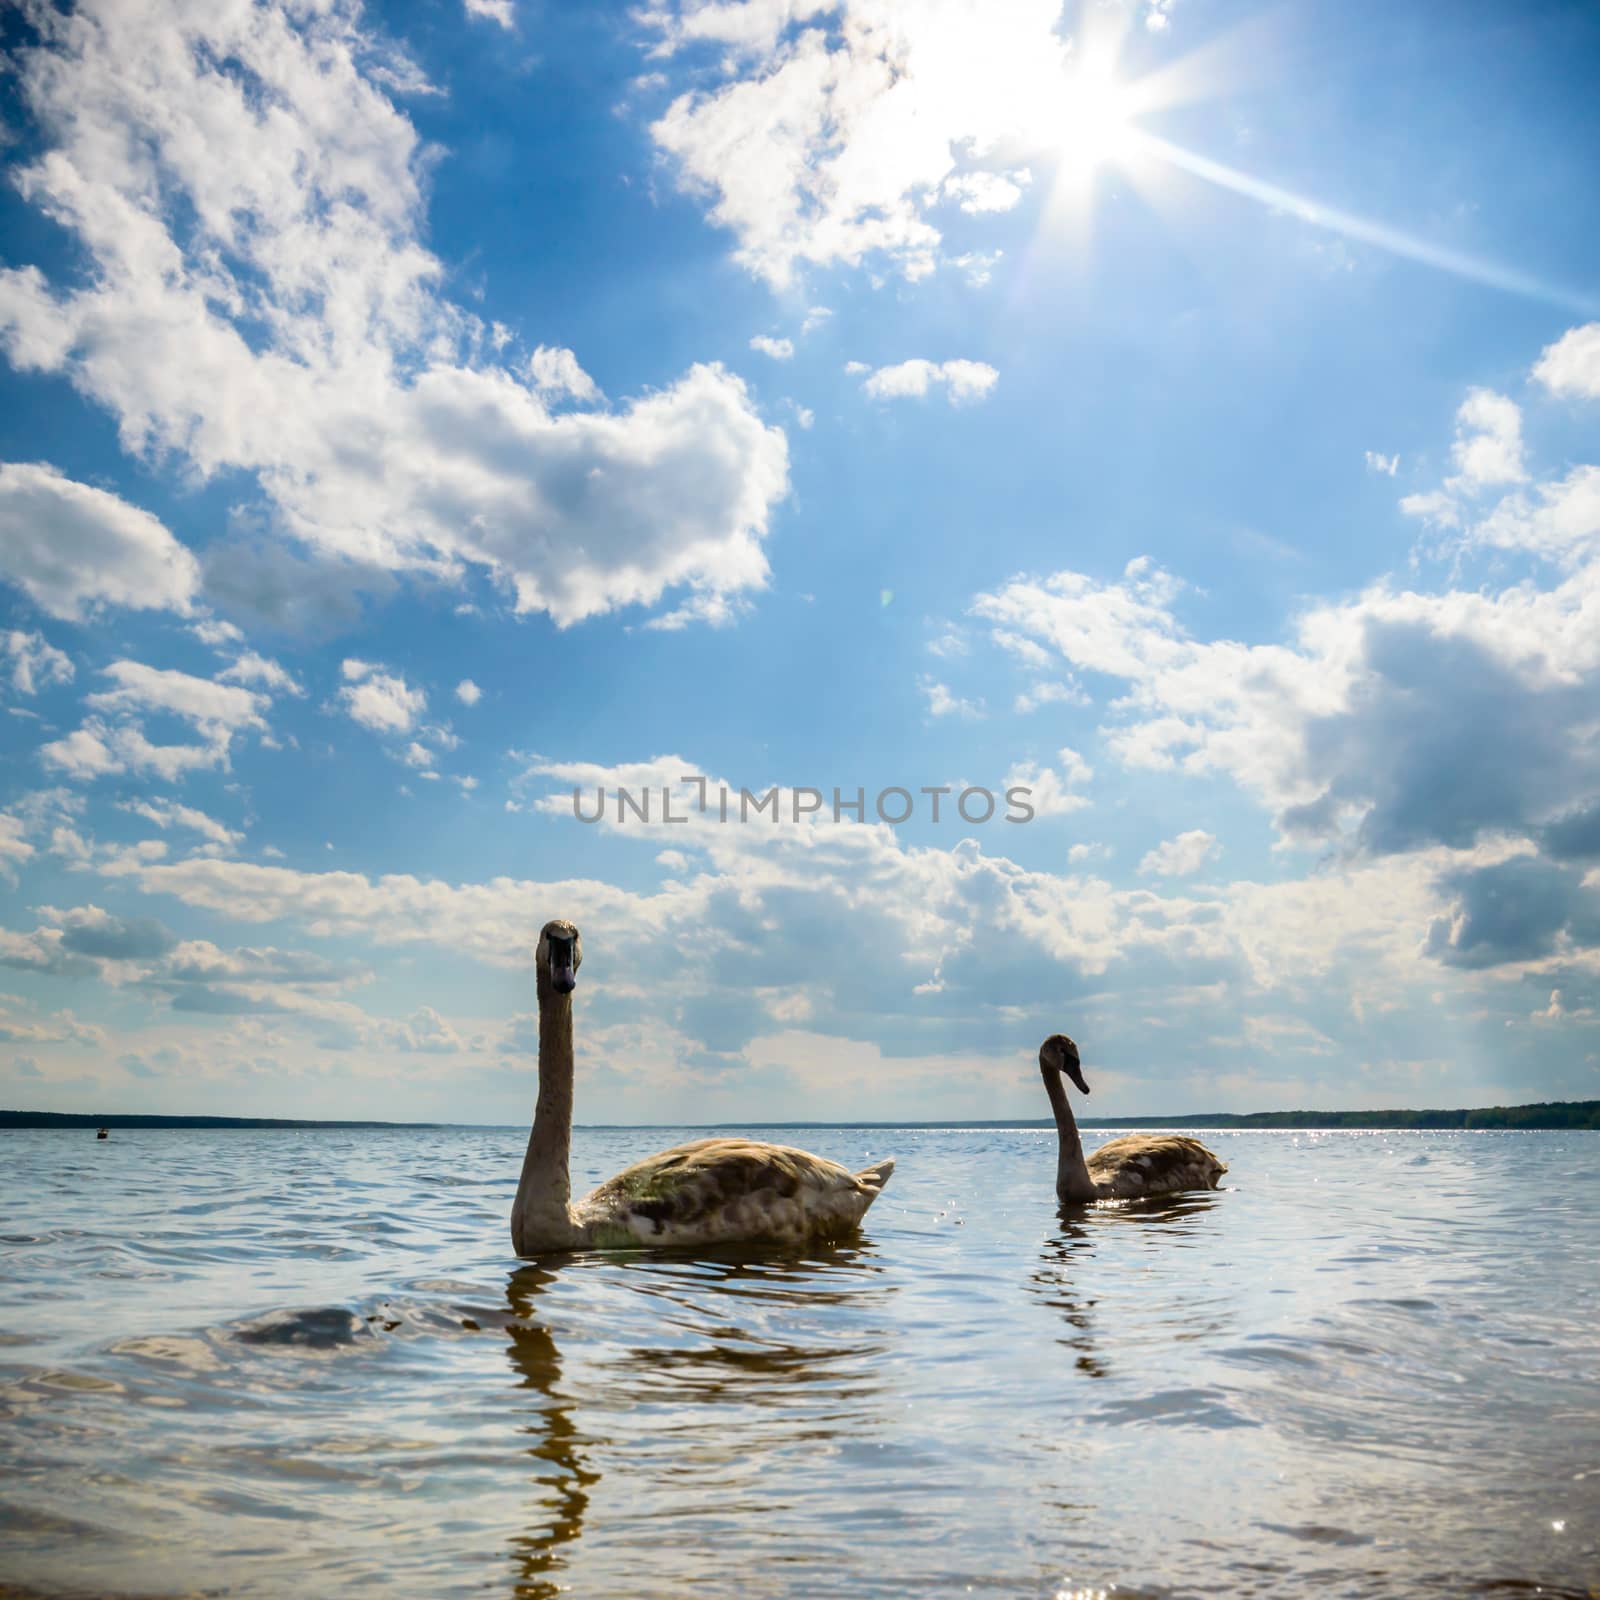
1040 1033 1227 1204
511 919 895 1254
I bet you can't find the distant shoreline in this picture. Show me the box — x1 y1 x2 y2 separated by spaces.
4 1100 1597 1131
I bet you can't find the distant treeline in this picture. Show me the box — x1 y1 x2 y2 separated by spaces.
1080 1100 1600 1131
3 1102 1598 1132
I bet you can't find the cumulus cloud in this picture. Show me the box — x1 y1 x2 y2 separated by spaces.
93 751 1566 1117
118 798 243 850
919 676 983 718
1425 856 1600 971
1365 451 1399 476
0 813 33 877
1014 680 1086 715
51 905 179 961
386 1005 466 1053
0 463 199 620
337 663 426 734
942 170 1030 214
0 2 787 629
1533 322 1600 399
527 345 603 404
455 678 483 706
190 620 243 647
1006 748 1093 817
1139 829 1221 878
749 335 794 360
0 1002 105 1048
646 0 1076 287
3 630 73 696
857 358 998 405
86 662 267 738
1450 388 1526 488
464 0 515 27
218 653 303 696
972 330 1600 889
40 660 276 785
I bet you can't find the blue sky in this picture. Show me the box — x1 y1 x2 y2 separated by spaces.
2 0 1599 1123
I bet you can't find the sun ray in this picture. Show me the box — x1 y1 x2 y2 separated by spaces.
1132 130 1599 316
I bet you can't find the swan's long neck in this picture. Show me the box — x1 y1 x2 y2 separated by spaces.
1042 1064 1098 1203
512 974 576 1252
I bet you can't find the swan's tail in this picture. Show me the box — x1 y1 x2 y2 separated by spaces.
854 1156 895 1193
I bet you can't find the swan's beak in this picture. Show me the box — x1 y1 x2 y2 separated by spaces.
547 939 578 995
1064 1061 1090 1095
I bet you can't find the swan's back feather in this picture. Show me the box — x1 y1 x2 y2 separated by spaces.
1087 1133 1227 1200
576 1138 893 1248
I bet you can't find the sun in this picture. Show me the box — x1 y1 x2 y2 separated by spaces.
1050 63 1138 176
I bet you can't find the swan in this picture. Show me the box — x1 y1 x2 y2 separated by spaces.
1039 1033 1227 1203
511 919 896 1255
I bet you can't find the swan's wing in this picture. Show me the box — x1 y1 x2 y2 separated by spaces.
580 1138 887 1244
1087 1133 1228 1198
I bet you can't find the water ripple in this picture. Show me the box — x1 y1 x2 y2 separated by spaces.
0 1126 1595 1598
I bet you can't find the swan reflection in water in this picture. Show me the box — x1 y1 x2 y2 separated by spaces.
1029 1190 1227 1381
503 1242 895 1598
504 1264 596 1599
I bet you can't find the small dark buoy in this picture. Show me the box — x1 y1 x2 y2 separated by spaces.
96 1127 109 1140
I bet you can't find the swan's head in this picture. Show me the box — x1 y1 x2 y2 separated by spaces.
537 919 582 995
1041 1033 1089 1095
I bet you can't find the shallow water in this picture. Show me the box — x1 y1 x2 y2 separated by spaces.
1 1126 1596 1599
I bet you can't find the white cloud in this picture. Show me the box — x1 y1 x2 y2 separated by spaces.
1365 451 1399 476
941 169 1030 214
455 678 482 706
218 652 303 695
464 0 515 27
858 358 998 406
0 2 787 629
1014 679 1086 715
119 799 243 850
86 662 268 738
0 1002 105 1048
749 335 794 360
0 463 199 620
1450 388 1526 488
96 751 1551 1114
973 500 1600 863
948 250 1001 287
991 628 1054 671
642 591 750 631
1533 322 1600 399
387 1005 465 1053
1139 829 1221 877
3 630 73 696
38 725 122 782
1007 748 1092 817
646 1 1076 287
527 345 603 404
0 814 33 877
338 664 426 734
38 659 272 786
190 619 244 647
919 676 983 718
1467 466 1600 568
801 305 832 334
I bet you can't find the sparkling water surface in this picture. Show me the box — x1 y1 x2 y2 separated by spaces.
1 1126 1597 1599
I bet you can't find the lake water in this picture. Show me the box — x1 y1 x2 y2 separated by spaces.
1 1126 1596 1599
